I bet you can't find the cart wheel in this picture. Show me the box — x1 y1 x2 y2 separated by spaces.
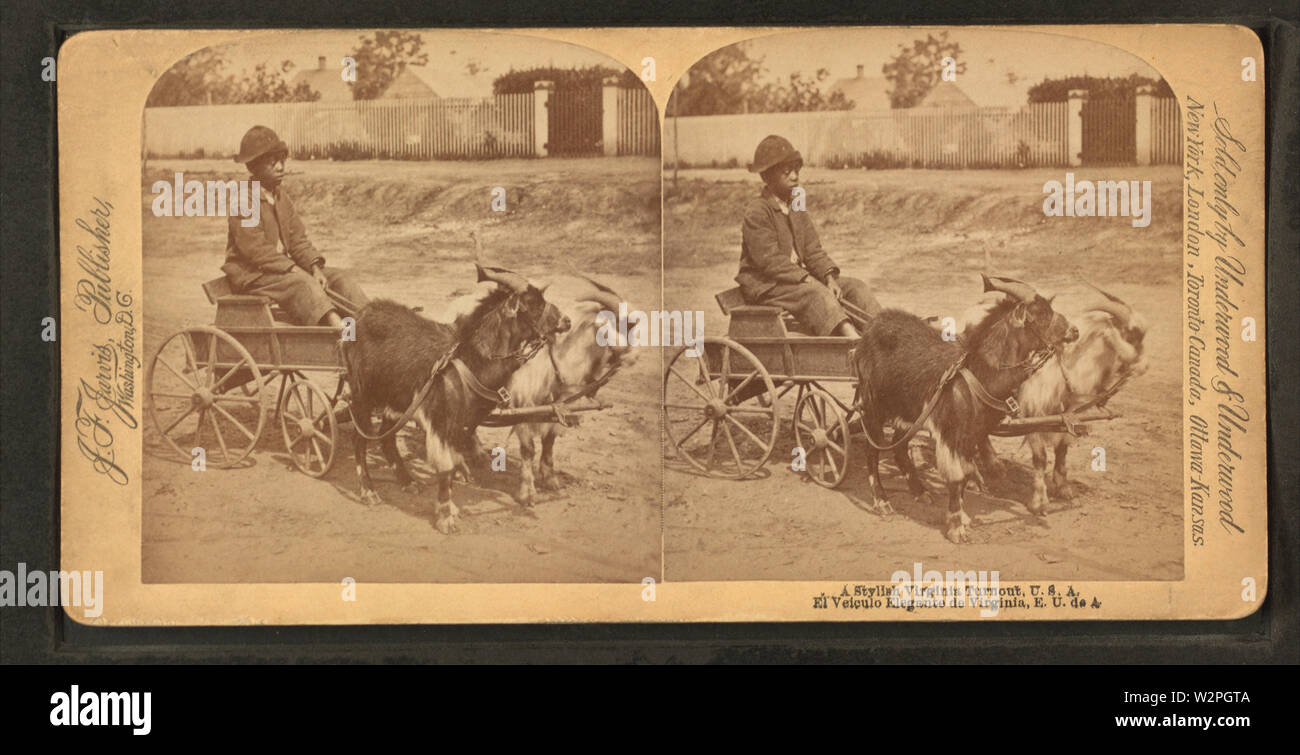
279 379 337 477
664 336 779 479
146 326 266 468
794 388 850 488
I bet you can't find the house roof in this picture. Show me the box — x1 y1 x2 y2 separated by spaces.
379 68 439 99
916 81 979 109
827 74 893 111
292 62 354 102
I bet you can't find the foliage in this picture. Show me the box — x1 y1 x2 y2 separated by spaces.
1026 74 1174 102
492 65 639 94
881 31 967 109
348 31 430 100
668 43 852 115
146 49 319 106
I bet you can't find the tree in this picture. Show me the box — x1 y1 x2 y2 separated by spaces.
668 43 851 116
348 31 430 100
751 69 853 113
881 31 967 109
146 49 318 106
1026 73 1173 102
146 49 230 106
668 44 766 116
492 64 637 94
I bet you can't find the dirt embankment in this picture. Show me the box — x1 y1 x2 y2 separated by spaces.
145 157 661 277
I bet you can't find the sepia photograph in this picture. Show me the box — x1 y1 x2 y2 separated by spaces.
662 28 1186 583
136 30 662 584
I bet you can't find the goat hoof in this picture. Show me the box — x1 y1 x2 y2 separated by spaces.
514 488 536 507
359 489 383 507
873 500 895 516
945 525 970 544
1053 481 1074 501
436 512 460 534
539 475 561 492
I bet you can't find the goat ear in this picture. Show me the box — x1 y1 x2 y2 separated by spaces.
503 293 520 317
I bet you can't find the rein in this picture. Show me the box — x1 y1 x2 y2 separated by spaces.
853 310 1059 451
345 295 551 442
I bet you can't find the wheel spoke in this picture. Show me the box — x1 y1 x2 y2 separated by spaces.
827 439 846 456
694 355 716 399
161 404 197 436
824 447 840 479
675 415 710 445
212 402 257 441
724 413 767 449
209 410 230 462
210 357 251 393
728 406 774 416
723 369 759 404
796 422 816 439
180 335 206 388
665 403 709 413
152 392 196 400
288 431 308 449
156 356 198 392
213 393 261 405
292 389 311 421
194 408 206 449
668 365 713 403
722 421 743 471
312 427 333 445
702 422 720 470
310 437 325 470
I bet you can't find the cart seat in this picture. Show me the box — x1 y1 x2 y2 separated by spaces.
203 276 294 327
715 286 814 338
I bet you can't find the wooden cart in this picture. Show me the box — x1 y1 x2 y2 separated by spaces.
662 287 1118 489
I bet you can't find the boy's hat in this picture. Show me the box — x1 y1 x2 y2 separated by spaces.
749 134 802 174
234 125 289 164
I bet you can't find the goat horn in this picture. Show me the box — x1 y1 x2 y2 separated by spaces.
1081 282 1134 328
577 275 625 313
981 273 1039 301
475 264 531 293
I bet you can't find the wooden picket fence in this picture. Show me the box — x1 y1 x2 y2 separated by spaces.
145 95 537 160
667 98 1180 169
616 86 660 156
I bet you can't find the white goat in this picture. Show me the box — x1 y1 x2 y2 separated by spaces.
962 286 1148 514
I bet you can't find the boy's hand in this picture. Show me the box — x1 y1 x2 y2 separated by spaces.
311 265 329 290
826 276 843 300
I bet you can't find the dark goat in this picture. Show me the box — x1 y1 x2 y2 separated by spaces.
852 275 1078 543
343 266 570 533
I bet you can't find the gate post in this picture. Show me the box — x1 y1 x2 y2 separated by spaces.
533 80 554 157
1067 89 1087 167
1134 84 1154 166
601 75 621 156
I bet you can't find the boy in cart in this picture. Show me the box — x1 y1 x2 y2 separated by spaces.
736 134 881 338
222 125 369 328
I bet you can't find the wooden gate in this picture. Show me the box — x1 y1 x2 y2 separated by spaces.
548 82 603 156
1080 92 1136 165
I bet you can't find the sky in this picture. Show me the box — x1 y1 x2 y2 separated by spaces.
722 28 1163 108
209 30 622 98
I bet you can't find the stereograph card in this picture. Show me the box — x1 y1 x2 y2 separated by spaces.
54 25 1267 624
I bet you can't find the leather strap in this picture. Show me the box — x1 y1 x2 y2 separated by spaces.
959 367 1021 417
452 358 510 406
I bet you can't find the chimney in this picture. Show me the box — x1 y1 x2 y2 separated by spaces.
856 64 864 78
318 56 326 70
